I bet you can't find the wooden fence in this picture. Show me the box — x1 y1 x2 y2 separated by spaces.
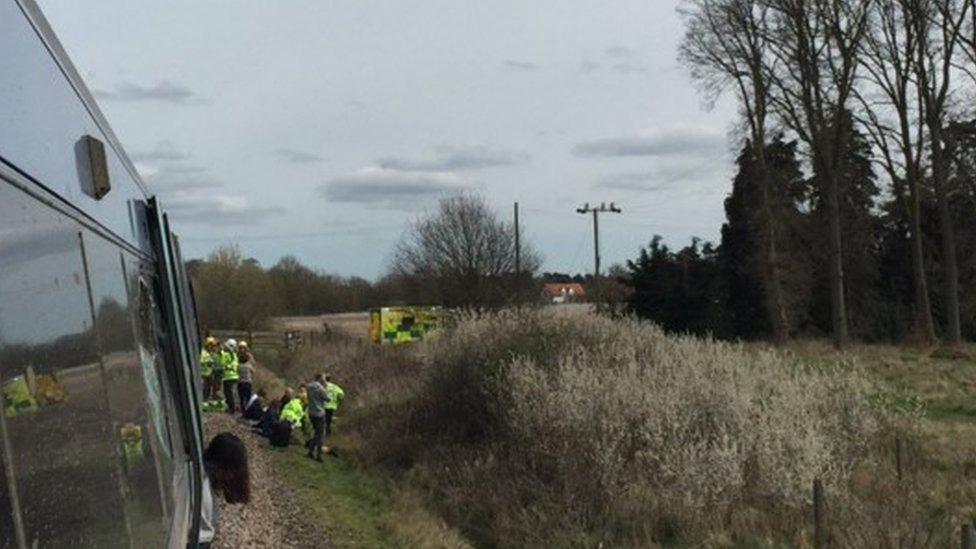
811 438 976 548
208 330 328 351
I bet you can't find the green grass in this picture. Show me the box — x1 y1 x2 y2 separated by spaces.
271 435 398 548
271 433 473 549
924 400 976 422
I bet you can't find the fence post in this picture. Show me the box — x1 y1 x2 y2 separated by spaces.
895 437 903 481
813 478 826 549
963 523 975 549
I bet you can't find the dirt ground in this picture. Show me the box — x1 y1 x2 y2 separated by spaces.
203 413 331 548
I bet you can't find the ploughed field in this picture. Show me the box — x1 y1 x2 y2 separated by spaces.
272 312 370 340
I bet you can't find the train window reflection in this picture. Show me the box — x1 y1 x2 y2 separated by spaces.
0 182 127 547
82 233 172 546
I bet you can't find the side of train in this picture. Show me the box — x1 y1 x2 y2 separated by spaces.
1 1 206 547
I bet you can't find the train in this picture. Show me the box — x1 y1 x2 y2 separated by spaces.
1 1 207 547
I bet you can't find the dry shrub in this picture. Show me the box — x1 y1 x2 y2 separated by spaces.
277 334 433 467
398 308 899 546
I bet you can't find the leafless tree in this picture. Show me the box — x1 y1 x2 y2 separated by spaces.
393 193 541 308
951 0 976 87
909 0 972 346
856 0 937 343
761 0 874 349
680 0 794 343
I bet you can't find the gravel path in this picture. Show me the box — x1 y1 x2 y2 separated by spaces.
203 413 331 548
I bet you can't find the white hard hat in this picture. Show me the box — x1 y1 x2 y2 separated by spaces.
225 338 238 348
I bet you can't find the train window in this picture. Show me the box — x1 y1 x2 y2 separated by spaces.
0 182 127 547
133 273 176 460
81 232 173 546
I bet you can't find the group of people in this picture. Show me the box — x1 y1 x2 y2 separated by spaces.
199 336 255 415
199 335 345 462
194 338 347 545
248 373 344 461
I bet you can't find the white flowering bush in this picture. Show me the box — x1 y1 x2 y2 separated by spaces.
416 308 886 545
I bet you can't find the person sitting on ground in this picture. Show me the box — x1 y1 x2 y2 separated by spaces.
280 389 305 431
270 389 305 448
199 432 250 548
242 389 266 421
304 373 330 462
255 389 290 438
254 401 279 438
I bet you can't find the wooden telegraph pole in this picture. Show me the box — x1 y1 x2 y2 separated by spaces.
576 202 622 277
514 202 521 275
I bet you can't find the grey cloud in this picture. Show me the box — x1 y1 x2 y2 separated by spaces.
164 195 284 226
377 146 530 172
573 126 725 158
580 60 601 74
276 148 325 164
92 80 200 104
605 46 634 58
130 140 190 162
145 167 222 193
320 167 466 210
595 163 722 192
611 63 648 74
502 59 541 71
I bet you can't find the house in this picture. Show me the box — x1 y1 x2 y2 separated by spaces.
542 283 586 304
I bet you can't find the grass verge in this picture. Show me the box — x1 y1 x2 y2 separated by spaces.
253 343 471 549
270 431 471 549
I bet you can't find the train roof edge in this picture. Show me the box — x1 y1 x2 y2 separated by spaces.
15 0 152 199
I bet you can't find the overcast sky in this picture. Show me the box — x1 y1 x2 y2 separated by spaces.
39 0 739 279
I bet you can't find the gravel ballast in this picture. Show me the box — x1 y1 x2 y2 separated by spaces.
203 413 331 548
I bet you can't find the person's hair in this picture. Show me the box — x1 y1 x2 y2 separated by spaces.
315 373 325 382
204 433 250 504
325 374 331 382
257 389 267 399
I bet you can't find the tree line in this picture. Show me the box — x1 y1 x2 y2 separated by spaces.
633 0 976 347
187 248 395 331
188 194 544 331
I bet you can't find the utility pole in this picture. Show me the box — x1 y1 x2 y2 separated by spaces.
576 202 622 277
514 201 521 275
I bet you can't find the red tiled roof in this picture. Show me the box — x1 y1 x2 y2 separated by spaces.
542 283 586 297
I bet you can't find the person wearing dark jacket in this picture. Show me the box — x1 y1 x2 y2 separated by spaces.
243 389 266 421
304 373 330 462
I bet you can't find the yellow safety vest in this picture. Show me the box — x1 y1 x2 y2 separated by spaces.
199 349 214 376
325 382 344 411
2 376 37 418
220 350 239 381
280 398 304 428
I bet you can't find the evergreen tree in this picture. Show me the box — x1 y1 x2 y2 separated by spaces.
720 137 808 339
627 237 727 336
803 112 883 339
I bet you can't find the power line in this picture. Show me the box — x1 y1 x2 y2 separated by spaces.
575 202 622 277
180 224 404 243
565 227 589 275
